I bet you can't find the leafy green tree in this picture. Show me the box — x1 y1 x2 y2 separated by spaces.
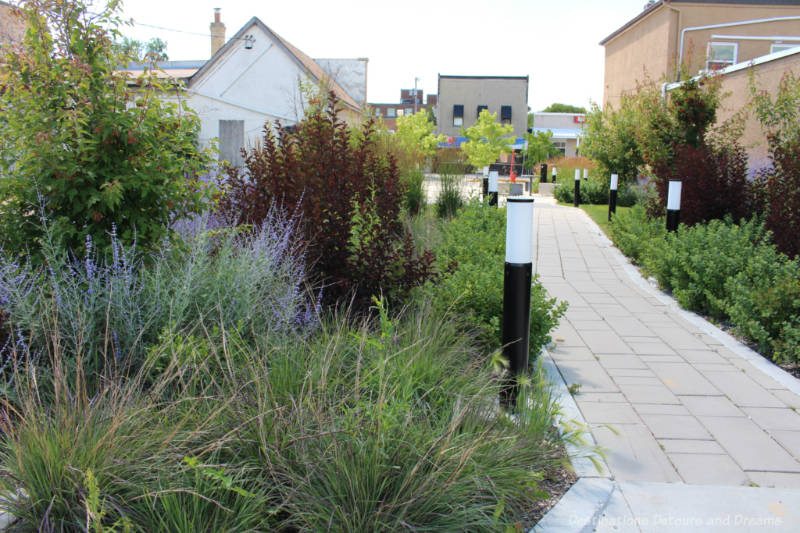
523 130 560 171
0 0 214 260
541 103 587 114
580 99 644 183
461 109 513 169
393 110 445 172
115 36 168 62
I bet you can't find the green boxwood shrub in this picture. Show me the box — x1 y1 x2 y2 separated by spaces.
554 180 639 206
421 201 566 356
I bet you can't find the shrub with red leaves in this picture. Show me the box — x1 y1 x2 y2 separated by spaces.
218 94 435 310
758 137 800 258
647 141 754 226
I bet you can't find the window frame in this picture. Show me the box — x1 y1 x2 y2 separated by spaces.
500 105 512 125
771 43 798 54
706 41 738 71
453 104 464 127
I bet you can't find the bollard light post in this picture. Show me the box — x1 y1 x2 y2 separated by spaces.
482 166 489 202
489 170 499 207
501 196 534 408
583 168 588 180
608 173 619 221
552 167 557 183
574 169 581 207
667 180 682 232
540 163 548 184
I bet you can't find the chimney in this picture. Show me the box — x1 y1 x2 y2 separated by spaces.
210 8 226 56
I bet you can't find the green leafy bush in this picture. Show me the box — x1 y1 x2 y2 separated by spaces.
609 205 666 264
0 0 214 261
643 217 768 320
422 201 566 355
554 179 639 207
402 169 426 216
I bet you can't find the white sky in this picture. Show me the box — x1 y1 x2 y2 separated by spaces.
117 0 649 111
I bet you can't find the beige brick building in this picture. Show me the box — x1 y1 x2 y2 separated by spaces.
435 75 529 138
601 0 800 109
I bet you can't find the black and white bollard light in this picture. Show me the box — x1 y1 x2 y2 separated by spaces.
482 166 489 201
583 168 588 180
552 167 557 183
666 180 682 232
540 163 548 183
501 196 534 408
489 170 499 207
608 173 618 221
574 168 581 207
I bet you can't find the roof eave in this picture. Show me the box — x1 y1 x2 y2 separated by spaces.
600 1 666 46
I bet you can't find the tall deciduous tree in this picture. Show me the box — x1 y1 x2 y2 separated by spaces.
393 110 444 172
523 130 560 171
461 109 513 169
0 0 214 260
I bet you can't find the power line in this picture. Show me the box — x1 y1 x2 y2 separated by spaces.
129 20 251 43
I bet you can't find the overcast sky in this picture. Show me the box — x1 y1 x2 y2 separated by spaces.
118 0 649 112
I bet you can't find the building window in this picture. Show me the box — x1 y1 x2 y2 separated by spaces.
374 109 380 118
477 105 488 118
553 141 566 156
501 105 512 125
772 43 798 54
405 108 413 116
453 104 464 127
387 108 396 118
706 42 737 71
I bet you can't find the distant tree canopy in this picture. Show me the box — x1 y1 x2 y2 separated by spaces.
115 36 168 62
541 103 587 114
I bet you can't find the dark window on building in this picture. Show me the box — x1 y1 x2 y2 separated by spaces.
501 105 512 125
453 104 464 127
477 105 488 117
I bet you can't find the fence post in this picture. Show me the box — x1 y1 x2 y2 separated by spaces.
501 196 534 408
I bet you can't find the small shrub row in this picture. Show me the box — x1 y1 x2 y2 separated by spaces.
554 179 639 207
420 201 567 356
609 213 800 363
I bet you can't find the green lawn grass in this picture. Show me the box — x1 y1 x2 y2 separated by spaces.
580 204 631 237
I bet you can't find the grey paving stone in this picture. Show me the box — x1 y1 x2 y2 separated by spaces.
597 354 648 369
613 376 664 386
702 371 784 408
556 360 619 393
743 408 800 431
627 341 677 355
639 413 712 439
584 292 622 305
650 326 710 351
607 368 656 378
681 349 728 364
617 382 681 405
592 424 681 482
569 280 606 293
633 403 690 416
550 321 586 347
574 392 629 403
659 439 726 454
565 309 603 321
593 303 634 317
669 453 750 485
772 390 800 409
606 317 655 338
614 296 661 314
640 355 686 364
531 478 620 533
699 416 800 472
681 396 745 417
647 362 720 396
747 471 800 489
772 430 800 459
577 401 643 424
571 320 613 331
694 363 740 372
549 345 596 361
582 330 633 354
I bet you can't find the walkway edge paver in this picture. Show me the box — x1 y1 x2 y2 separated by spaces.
588 213 800 399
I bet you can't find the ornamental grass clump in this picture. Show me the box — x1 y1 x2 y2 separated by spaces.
0 298 567 531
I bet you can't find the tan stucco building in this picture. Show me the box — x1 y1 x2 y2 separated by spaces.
435 75 529 137
531 112 586 158
0 1 25 47
601 0 800 109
